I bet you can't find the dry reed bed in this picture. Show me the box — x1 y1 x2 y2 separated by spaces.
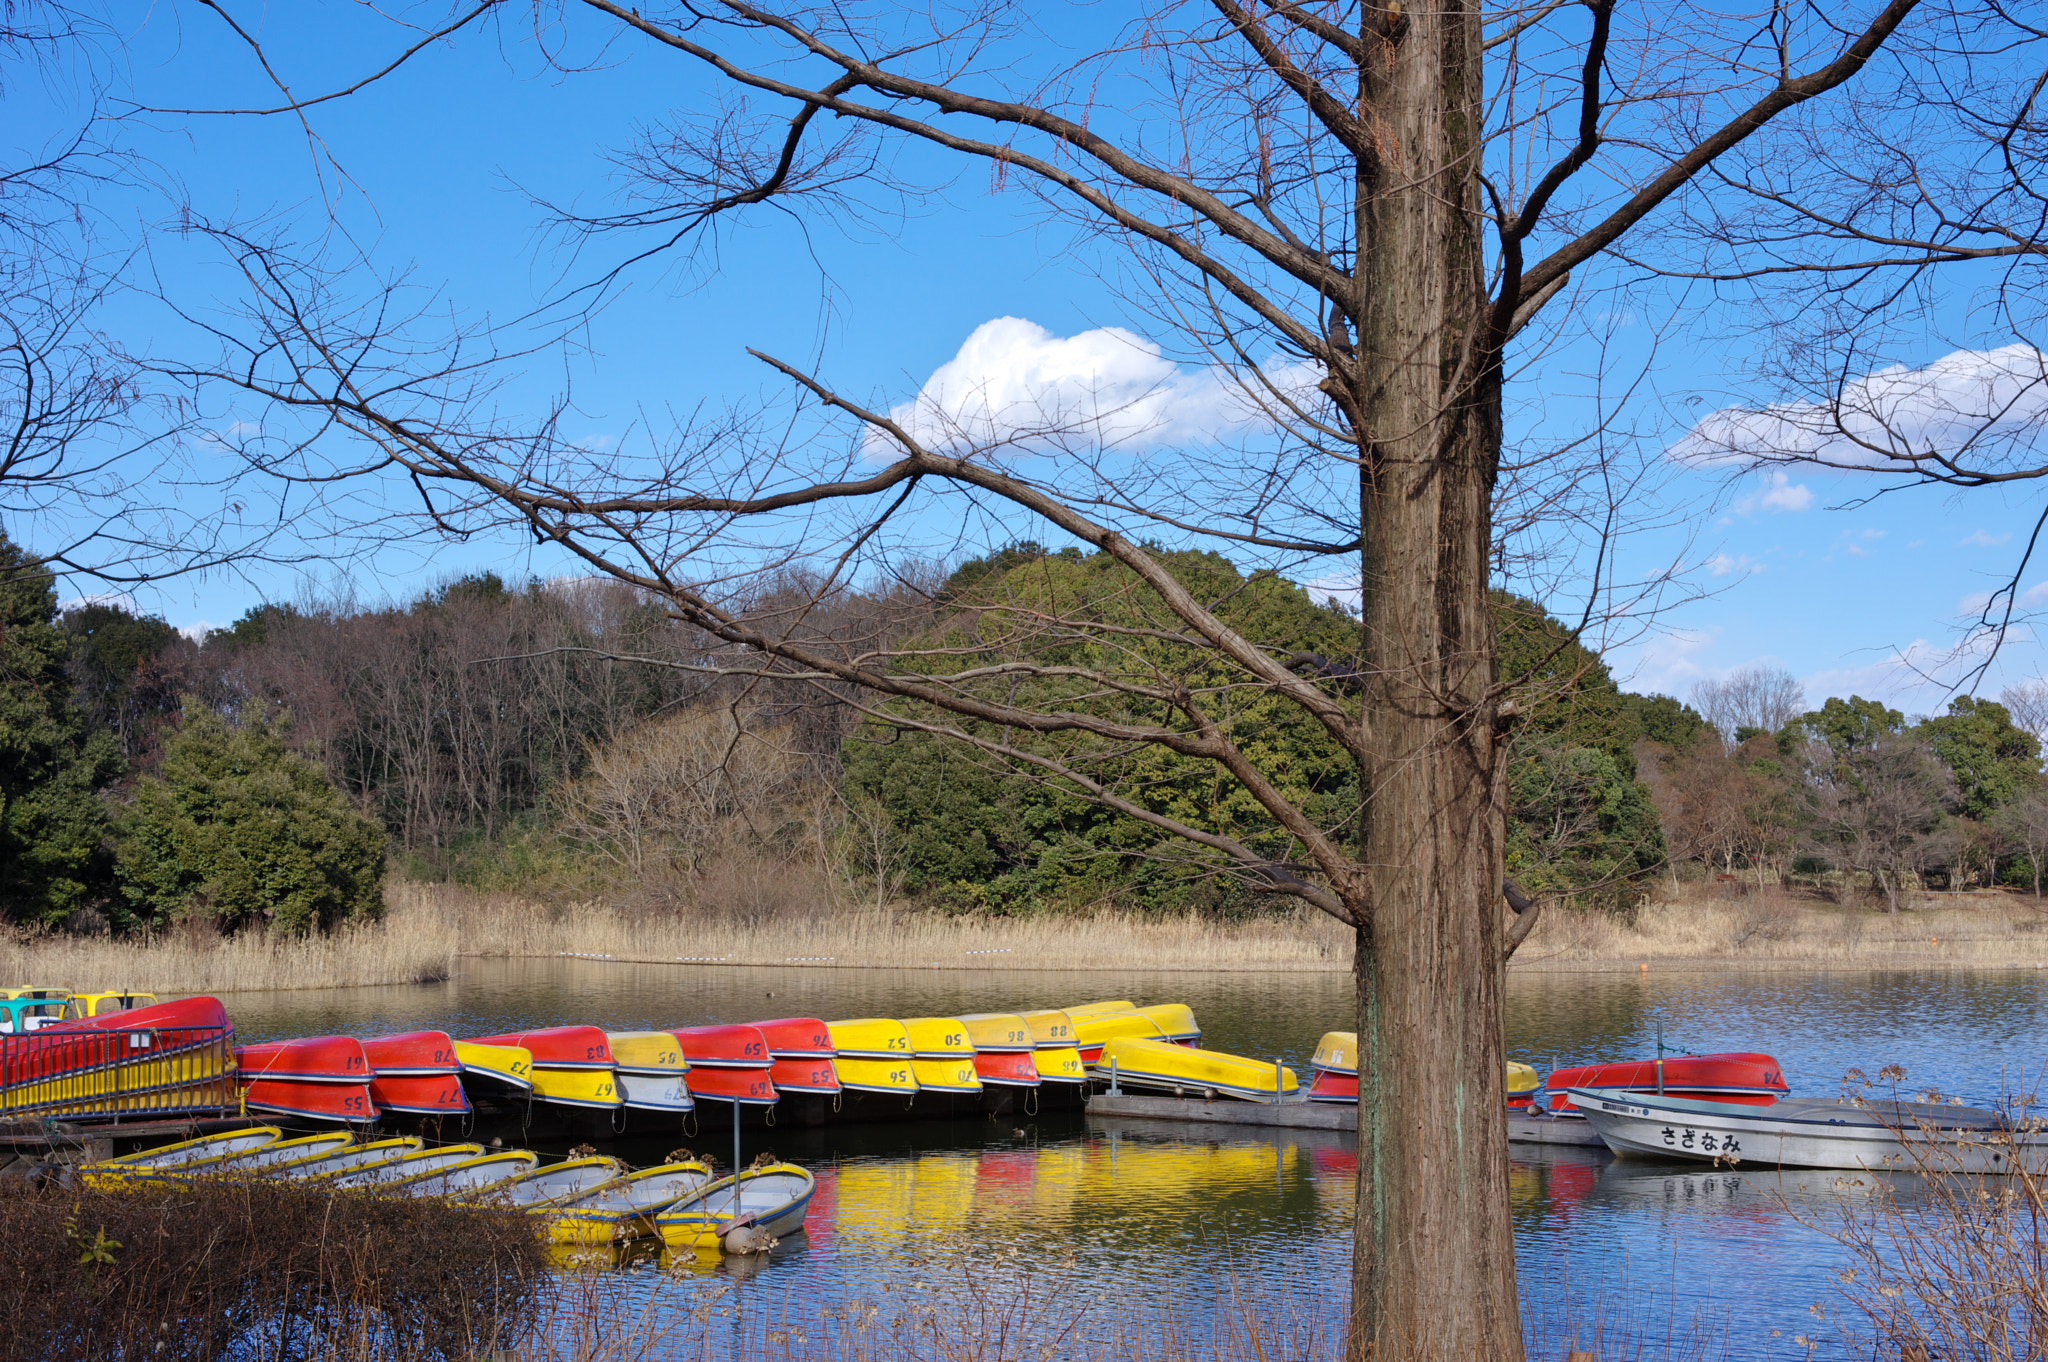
0 911 456 995
1515 887 2048 971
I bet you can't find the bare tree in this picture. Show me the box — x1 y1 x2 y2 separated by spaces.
2001 680 2048 747
1803 733 1954 913
172 0 2048 1354
1996 787 2048 899
1692 666 1808 747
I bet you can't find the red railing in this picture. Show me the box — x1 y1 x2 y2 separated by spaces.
0 1025 238 1121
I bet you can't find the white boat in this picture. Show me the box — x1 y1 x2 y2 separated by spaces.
379 1149 540 1198
1568 1086 2048 1174
654 1163 815 1250
325 1143 486 1189
461 1155 629 1208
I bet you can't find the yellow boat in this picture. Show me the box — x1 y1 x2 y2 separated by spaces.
1095 1037 1298 1103
0 986 69 1002
1507 1061 1540 1101
327 1143 487 1190
1061 1000 1137 1019
653 1162 815 1251
216 1130 356 1173
827 1018 912 1058
82 1125 283 1187
385 1149 540 1199
834 1057 918 1095
527 1066 621 1111
463 1156 628 1208
1070 1003 1201 1057
954 1013 1036 1053
606 1031 693 1113
900 1017 976 1060
538 1160 711 1245
454 1040 535 1094
277 1136 426 1181
61 991 157 1020
1312 1030 1357 1074
1015 1009 1074 1049
910 1057 982 1094
1034 1046 1088 1083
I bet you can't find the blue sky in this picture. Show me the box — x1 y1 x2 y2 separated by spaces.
16 2 2048 718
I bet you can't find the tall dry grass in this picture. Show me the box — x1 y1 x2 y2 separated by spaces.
0 911 456 995
1513 882 2048 972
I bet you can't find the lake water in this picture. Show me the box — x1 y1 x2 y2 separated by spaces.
220 959 2048 1360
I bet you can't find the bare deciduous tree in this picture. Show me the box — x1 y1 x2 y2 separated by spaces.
174 0 2048 1353
1692 666 1808 747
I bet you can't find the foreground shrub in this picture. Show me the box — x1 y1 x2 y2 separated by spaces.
0 1175 545 1360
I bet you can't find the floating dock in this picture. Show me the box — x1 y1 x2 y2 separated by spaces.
1084 1093 1605 1147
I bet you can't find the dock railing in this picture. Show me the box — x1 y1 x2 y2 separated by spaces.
0 1025 237 1122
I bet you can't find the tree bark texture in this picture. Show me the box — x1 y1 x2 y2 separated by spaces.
1350 0 1519 1355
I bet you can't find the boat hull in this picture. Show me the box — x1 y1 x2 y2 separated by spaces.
273 1137 424 1181
361 1031 464 1076
239 1077 378 1123
615 1071 694 1112
910 1057 981 1094
1034 1047 1088 1084
469 1027 613 1070
1072 1005 1201 1063
539 1161 711 1244
526 1066 620 1111
1096 1037 1297 1103
236 1036 372 1084
1308 1061 1543 1107
832 1058 916 1096
826 1019 912 1060
1568 1086 2048 1173
901 1018 976 1061
607 1031 688 1075
684 1067 778 1105
753 1018 833 1059
1544 1053 1789 1111
368 1072 471 1116
671 1024 772 1068
769 1057 840 1095
387 1150 540 1199
954 1013 1036 1053
653 1164 815 1250
454 1041 534 1096
973 1051 1040 1088
1015 1010 1074 1049
83 1126 283 1187
327 1144 487 1189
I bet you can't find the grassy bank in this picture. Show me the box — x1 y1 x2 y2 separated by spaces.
6 876 2045 995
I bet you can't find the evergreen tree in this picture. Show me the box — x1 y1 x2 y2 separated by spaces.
0 532 122 924
116 701 385 934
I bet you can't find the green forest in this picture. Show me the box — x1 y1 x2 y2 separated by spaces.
5 529 2044 934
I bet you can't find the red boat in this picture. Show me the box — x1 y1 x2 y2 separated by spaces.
754 1018 834 1058
684 1066 778 1105
671 1024 771 1068
0 996 237 1118
370 1072 471 1116
973 1051 1041 1088
361 1031 462 1075
1542 1052 1789 1111
467 1027 613 1070
770 1057 841 1095
239 1076 377 1122
1308 1069 1356 1104
236 1036 372 1084
46 995 230 1034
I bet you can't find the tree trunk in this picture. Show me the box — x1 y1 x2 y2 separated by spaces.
1349 0 1520 1355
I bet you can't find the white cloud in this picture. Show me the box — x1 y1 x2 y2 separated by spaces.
1301 572 1361 613
870 317 1318 457
1799 632 2034 711
176 621 221 643
2023 581 2048 607
1705 553 1765 577
1671 344 2048 471
1960 530 2013 546
1610 627 1721 696
1728 469 1814 514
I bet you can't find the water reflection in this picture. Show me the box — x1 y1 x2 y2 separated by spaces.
214 959 2048 1357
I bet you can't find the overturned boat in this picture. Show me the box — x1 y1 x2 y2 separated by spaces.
653 1162 816 1251
1096 1037 1297 1103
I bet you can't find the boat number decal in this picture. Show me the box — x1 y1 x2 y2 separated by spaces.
661 1050 678 1065
1009 1030 1027 1044
890 1069 909 1084
751 1080 771 1096
343 1094 368 1114
435 1048 452 1063
597 1082 613 1098
945 1033 963 1047
888 1037 907 1051
586 1046 604 1059
1765 1071 1783 1087
348 1055 366 1071
513 1061 531 1077
745 1041 765 1057
1662 1127 1739 1154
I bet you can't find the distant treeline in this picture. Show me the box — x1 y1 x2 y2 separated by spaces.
3 527 2043 934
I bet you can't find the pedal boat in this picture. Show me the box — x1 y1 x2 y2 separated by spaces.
1543 1053 1790 1112
653 1163 816 1251
1070 1004 1201 1062
467 1028 619 1111
901 1018 976 1060
81 1125 282 1188
377 1149 540 1199
754 1018 834 1058
454 1040 535 1099
1096 1037 1298 1103
461 1155 628 1208
363 1031 471 1116
607 1031 694 1113
910 1057 982 1095
1311 1030 1356 1075
276 1136 425 1181
62 991 157 1020
325 1143 487 1190
972 1051 1041 1087
1015 1009 1074 1049
1035 1047 1088 1083
538 1160 713 1245
1061 1000 1137 1019
671 1024 772 1067
826 1018 912 1059
769 1056 840 1095
955 1013 1037 1053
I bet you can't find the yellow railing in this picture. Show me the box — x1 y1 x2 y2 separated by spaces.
0 1026 237 1121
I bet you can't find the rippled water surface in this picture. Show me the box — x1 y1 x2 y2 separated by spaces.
218 960 2048 1359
